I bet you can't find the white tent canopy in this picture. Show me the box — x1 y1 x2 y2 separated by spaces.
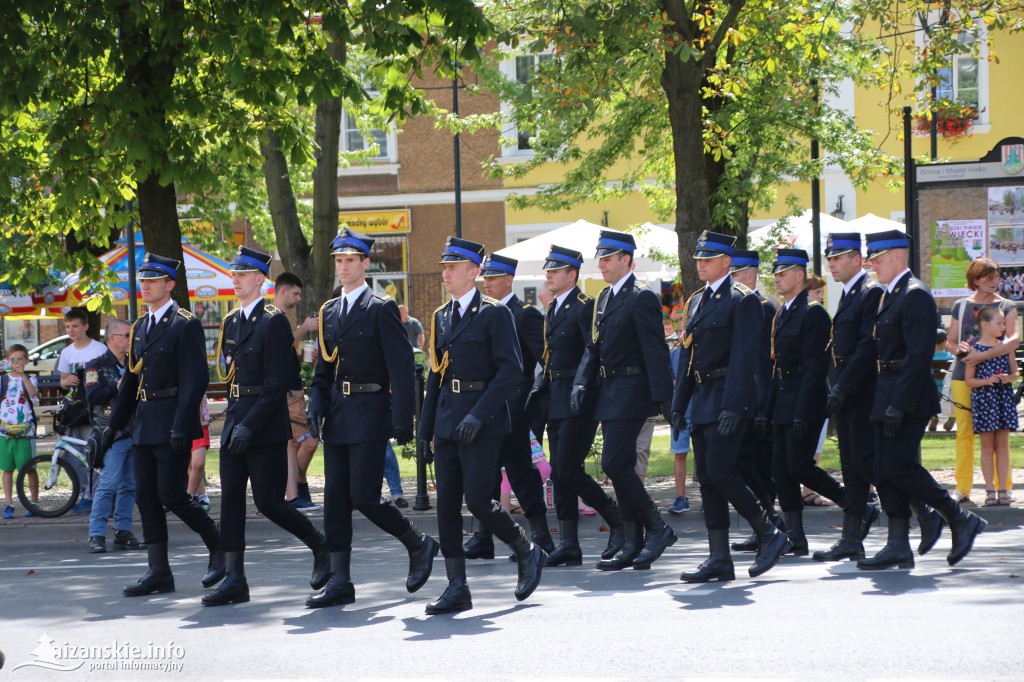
750 210 906 252
494 219 678 279
846 213 908 235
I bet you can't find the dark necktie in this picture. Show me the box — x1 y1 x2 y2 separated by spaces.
548 299 557 319
451 301 462 329
147 314 156 335
338 296 349 328
839 290 848 307
696 286 713 314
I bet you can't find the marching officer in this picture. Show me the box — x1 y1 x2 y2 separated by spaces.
761 248 846 556
306 228 438 607
419 237 545 614
673 233 791 582
727 249 785 554
814 233 884 562
527 245 625 567
573 229 675 571
857 230 986 570
107 254 224 597
462 253 554 560
202 247 331 607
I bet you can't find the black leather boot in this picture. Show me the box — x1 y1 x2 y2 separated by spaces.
202 551 249 606
910 501 946 555
590 496 624 560
123 542 174 596
812 513 865 561
199 525 226 588
398 526 439 593
301 527 331 590
632 503 677 570
306 552 355 607
748 510 793 578
734 510 785 551
463 525 495 560
546 519 583 567
860 504 880 542
595 521 644 571
680 528 735 583
857 517 914 570
509 529 546 601
784 510 808 556
935 497 987 566
507 516 557 562
425 557 472 615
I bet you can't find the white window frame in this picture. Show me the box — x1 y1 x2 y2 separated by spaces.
915 11 990 131
338 95 399 174
498 51 554 161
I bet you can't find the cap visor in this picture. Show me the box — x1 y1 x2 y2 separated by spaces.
693 250 728 260
824 248 857 258
481 270 511 277
729 264 755 272
863 249 891 261
137 272 172 280
595 248 624 258
332 247 367 256
439 254 472 264
542 260 572 271
772 263 803 274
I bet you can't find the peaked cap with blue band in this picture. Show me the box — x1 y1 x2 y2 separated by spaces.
729 249 759 271
595 229 636 258
694 230 736 259
137 253 180 280
543 244 584 271
331 227 375 257
864 230 911 260
229 246 272 276
825 232 862 259
481 253 518 277
772 248 809 273
439 237 485 266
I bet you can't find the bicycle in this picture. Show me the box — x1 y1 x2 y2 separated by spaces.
16 432 90 518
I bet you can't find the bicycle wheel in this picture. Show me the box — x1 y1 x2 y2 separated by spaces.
17 454 80 518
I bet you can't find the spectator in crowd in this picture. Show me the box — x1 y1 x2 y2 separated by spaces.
273 272 322 513
187 394 212 512
384 441 408 508
85 320 144 552
57 308 108 515
501 433 552 513
666 318 692 514
930 329 956 431
2 344 38 519
964 306 1019 506
946 258 1018 504
399 305 424 350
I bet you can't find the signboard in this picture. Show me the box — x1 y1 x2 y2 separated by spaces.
339 210 410 234
930 219 986 297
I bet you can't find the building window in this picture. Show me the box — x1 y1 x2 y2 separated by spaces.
341 109 391 160
499 52 554 157
918 14 989 127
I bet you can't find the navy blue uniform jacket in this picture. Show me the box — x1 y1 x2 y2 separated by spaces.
220 300 298 445
309 289 415 445
108 302 208 445
871 271 941 421
418 290 523 442
765 289 831 426
754 291 777 417
505 293 545 424
831 272 884 410
575 274 672 421
533 287 597 420
672 276 762 426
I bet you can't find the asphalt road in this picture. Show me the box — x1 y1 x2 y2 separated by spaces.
2 511 1023 681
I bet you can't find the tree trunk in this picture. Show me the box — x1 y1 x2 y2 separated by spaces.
137 172 189 308
260 129 313 300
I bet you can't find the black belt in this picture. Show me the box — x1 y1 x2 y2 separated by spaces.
338 381 383 396
446 378 487 393
547 368 577 380
877 360 904 373
229 384 264 398
832 355 851 368
693 367 728 384
137 386 177 401
774 367 802 379
599 365 642 378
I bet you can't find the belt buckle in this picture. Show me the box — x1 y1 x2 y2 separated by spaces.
451 378 461 394
693 371 703 384
599 366 606 378
138 388 147 401
229 384 239 398
342 381 351 396
876 360 882 372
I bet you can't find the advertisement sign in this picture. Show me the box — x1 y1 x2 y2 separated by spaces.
931 219 986 297
339 210 410 234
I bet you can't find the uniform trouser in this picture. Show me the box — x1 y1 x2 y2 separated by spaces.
692 421 763 530
874 415 952 520
134 443 217 546
834 400 875 518
435 437 523 558
773 420 845 513
548 415 611 521
952 380 1011 494
737 425 776 507
323 441 412 552
600 418 653 520
490 419 546 519
220 441 318 552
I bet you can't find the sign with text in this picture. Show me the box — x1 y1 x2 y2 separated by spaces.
339 210 410 234
931 219 986 297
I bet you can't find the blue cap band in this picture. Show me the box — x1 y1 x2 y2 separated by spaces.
731 256 758 268
547 253 583 268
333 236 369 254
829 239 861 250
598 238 635 254
233 254 269 274
484 260 516 276
775 255 807 266
446 245 482 265
868 238 909 251
140 262 176 278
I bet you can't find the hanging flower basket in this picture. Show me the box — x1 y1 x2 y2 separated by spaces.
915 98 980 142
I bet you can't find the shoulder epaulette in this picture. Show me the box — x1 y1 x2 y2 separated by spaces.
577 292 592 303
481 296 500 306
225 308 240 318
433 301 447 315
522 302 532 309
373 292 392 301
733 282 753 295
908 282 921 290
176 308 195 320
863 278 879 288
264 304 281 315
634 280 648 290
807 298 820 307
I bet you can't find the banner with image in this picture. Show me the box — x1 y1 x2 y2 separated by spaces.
930 219 986 297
